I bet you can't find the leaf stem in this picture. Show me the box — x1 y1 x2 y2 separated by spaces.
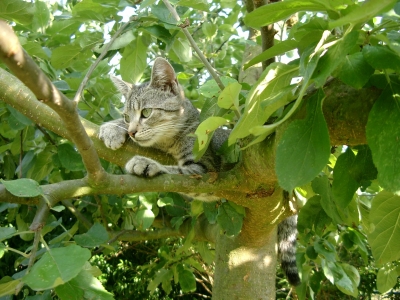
162 0 225 91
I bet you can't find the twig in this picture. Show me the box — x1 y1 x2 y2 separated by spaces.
62 199 92 230
162 0 225 91
73 16 137 103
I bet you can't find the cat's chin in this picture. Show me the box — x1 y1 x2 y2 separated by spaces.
134 139 155 148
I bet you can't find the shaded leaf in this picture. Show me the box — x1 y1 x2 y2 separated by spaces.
366 83 400 192
74 223 109 248
276 90 330 191
55 269 114 300
367 191 400 265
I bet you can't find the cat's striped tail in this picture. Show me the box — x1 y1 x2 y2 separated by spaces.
278 214 301 286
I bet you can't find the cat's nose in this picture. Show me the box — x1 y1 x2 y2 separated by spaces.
129 130 137 138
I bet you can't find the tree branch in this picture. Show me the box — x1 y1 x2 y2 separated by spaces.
0 68 174 167
162 0 225 90
0 20 106 185
251 0 276 69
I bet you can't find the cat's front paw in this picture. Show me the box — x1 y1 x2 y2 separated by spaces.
99 122 127 150
126 156 167 177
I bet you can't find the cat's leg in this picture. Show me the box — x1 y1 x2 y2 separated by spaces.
125 155 206 177
99 119 128 150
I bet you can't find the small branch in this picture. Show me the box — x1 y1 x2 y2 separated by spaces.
62 200 92 230
162 0 225 91
252 0 276 69
0 20 107 185
73 16 137 103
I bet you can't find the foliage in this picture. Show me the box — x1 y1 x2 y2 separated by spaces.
0 0 400 299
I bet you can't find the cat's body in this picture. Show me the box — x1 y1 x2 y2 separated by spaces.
99 57 300 286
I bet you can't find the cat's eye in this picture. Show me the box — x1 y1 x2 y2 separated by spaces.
141 108 152 118
123 114 130 123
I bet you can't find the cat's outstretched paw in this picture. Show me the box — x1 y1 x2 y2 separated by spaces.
99 123 127 150
126 156 167 177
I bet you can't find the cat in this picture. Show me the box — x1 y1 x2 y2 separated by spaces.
99 57 300 286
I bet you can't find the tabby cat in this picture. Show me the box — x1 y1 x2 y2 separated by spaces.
99 57 300 286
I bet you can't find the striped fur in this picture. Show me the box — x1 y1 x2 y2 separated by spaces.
99 57 300 285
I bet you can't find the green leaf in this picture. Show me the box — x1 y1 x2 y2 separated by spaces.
147 269 173 293
329 0 396 29
22 245 91 290
157 197 174 207
32 1 50 32
314 238 336 261
57 143 84 172
177 0 209 11
194 116 227 159
312 176 344 224
24 41 50 60
244 40 298 70
337 52 374 89
217 82 241 110
0 227 17 241
335 263 359 297
229 63 298 144
46 19 81 36
178 269 196 293
203 202 218 224
198 76 237 98
142 25 173 45
202 22 217 38
363 45 400 72
331 148 359 208
0 0 35 25
55 269 114 300
74 223 109 248
95 31 135 52
51 44 92 70
276 90 330 191
135 208 155 230
376 265 398 294
312 30 359 87
72 0 118 23
120 36 148 84
298 195 331 236
367 191 400 265
0 277 20 297
164 193 188 217
151 1 177 24
244 0 326 28
0 178 42 197
217 202 244 236
195 242 215 265
171 38 192 63
366 83 400 192
27 150 54 182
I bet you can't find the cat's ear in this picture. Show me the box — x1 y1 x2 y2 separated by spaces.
110 76 132 96
149 58 183 97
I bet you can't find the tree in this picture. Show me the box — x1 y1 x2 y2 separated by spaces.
0 0 399 299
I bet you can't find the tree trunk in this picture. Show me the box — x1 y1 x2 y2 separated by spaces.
213 229 277 299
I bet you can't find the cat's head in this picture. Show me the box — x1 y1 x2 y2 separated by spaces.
111 58 188 148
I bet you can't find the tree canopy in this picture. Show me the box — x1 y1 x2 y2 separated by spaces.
0 0 400 299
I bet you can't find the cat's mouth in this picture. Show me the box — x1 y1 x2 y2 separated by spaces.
130 135 154 147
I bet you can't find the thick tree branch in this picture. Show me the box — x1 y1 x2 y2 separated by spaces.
0 20 106 185
0 68 174 167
